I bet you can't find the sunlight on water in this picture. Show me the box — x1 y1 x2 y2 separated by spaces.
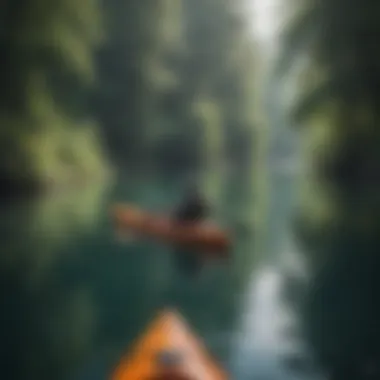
237 269 287 350
230 264 320 380
231 269 288 376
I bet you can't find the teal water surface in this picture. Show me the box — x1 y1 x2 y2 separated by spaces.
0 175 318 380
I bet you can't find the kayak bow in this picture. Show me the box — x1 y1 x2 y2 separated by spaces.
110 309 228 380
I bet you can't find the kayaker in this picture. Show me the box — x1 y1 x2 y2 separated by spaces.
173 186 209 276
174 186 208 222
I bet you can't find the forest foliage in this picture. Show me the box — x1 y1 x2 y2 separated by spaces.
275 3 380 377
276 0 380 238
0 0 258 193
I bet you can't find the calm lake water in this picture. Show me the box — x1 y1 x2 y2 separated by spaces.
1 170 377 380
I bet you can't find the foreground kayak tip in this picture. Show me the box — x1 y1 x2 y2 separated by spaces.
110 309 228 380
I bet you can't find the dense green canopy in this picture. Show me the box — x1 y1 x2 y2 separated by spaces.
0 0 258 193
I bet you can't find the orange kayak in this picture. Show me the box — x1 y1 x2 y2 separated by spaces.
110 309 228 380
111 204 231 257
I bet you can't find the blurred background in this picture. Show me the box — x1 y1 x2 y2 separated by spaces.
1 0 379 379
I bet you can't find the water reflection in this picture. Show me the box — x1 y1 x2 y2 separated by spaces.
231 264 316 380
0 183 110 287
296 228 380 380
0 177 261 380
227 120 323 380
0 181 110 380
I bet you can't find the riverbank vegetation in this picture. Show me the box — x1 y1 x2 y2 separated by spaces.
1 0 258 195
277 0 380 240
276 0 380 377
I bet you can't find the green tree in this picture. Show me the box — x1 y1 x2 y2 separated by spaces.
93 0 181 164
277 2 380 378
0 0 107 193
95 0 257 180
277 0 380 234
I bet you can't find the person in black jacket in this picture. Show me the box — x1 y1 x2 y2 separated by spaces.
172 186 209 276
